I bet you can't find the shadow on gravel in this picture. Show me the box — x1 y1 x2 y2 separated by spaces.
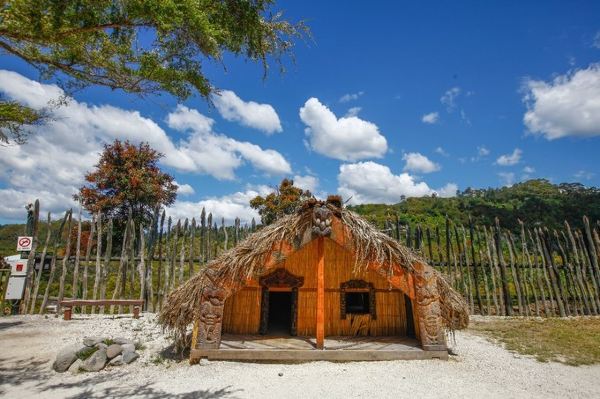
61 385 239 399
0 355 240 398
0 321 24 330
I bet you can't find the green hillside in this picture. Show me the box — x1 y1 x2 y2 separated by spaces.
348 179 600 230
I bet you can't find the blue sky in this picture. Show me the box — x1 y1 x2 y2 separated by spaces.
1 1 600 224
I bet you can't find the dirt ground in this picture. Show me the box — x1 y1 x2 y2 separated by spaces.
1 314 599 399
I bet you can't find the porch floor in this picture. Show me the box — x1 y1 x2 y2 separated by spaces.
190 334 448 362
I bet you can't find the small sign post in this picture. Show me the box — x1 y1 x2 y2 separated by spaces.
16 237 33 252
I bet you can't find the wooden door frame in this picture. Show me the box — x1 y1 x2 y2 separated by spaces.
259 268 304 336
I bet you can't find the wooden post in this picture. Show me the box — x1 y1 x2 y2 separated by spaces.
316 237 325 350
57 209 73 315
71 203 82 299
21 200 39 314
30 212 52 314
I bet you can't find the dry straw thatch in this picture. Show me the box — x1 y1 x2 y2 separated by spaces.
159 199 468 345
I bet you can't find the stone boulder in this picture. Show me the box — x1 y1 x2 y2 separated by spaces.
68 359 83 375
81 349 108 372
53 344 84 373
122 351 139 364
106 344 122 359
121 343 135 353
83 337 106 347
108 355 124 367
113 337 134 345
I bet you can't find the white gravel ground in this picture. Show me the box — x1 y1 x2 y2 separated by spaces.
0 314 598 399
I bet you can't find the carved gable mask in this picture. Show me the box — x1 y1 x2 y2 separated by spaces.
312 205 333 237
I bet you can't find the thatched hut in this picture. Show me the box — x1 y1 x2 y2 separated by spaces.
160 196 468 362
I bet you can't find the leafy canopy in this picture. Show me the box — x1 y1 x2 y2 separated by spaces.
250 178 312 225
77 140 177 223
0 0 307 142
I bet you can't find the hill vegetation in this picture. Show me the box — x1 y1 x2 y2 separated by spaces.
349 179 600 230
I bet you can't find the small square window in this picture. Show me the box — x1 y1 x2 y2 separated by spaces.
345 292 370 314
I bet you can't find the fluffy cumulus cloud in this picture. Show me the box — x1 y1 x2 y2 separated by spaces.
293 175 319 193
337 161 456 204
175 183 195 196
212 90 282 134
523 64 600 139
437 183 459 198
402 152 441 174
166 105 290 179
166 185 272 225
496 148 522 166
421 112 439 124
339 91 364 103
0 70 290 221
299 98 388 161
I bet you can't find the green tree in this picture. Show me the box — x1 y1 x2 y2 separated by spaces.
250 178 312 225
0 0 307 142
0 99 48 145
76 140 177 224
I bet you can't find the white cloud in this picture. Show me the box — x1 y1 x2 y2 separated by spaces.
496 148 522 166
166 185 272 225
212 90 282 134
0 70 290 221
167 105 291 179
337 161 441 204
471 145 490 162
175 183 195 196
339 91 364 103
574 170 595 180
422 112 439 124
441 87 461 112
299 97 388 161
434 146 449 156
593 32 600 49
498 172 515 186
477 146 490 157
345 107 362 117
523 64 600 139
523 166 535 174
438 183 459 198
293 175 319 193
402 152 441 174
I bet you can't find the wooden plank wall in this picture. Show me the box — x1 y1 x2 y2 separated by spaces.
221 238 408 337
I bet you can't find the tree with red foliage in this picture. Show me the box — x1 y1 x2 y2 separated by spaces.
77 140 177 224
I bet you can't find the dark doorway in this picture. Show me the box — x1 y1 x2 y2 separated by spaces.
267 291 292 335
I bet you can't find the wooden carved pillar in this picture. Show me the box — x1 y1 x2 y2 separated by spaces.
196 287 226 349
259 286 269 335
413 263 447 351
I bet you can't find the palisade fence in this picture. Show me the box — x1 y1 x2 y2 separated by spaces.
9 199 600 318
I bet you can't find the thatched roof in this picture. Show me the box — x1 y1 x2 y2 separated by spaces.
159 199 468 344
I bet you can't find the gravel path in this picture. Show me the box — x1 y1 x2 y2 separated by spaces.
0 314 598 398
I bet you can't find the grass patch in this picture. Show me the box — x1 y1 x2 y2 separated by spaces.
135 342 146 351
77 346 99 361
468 317 600 366
103 339 115 346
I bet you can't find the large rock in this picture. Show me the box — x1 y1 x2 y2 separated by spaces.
106 344 122 359
83 337 106 347
108 355 123 367
122 351 139 364
53 344 84 373
113 337 134 345
68 359 83 375
81 349 107 372
121 343 135 353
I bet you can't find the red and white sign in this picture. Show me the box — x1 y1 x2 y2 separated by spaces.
9 259 27 276
16 236 33 251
